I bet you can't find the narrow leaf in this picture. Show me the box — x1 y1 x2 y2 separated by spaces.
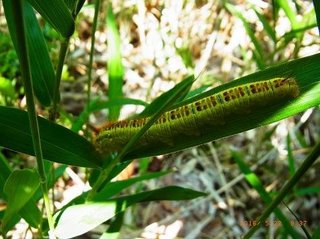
106 5 124 121
93 171 171 200
0 106 102 168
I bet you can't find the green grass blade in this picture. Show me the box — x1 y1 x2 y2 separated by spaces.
243 141 320 238
0 106 102 168
27 0 75 37
233 151 301 238
254 8 277 42
295 187 320 196
63 171 171 206
283 23 318 43
106 5 124 121
3 0 55 106
124 53 320 161
225 3 265 68
283 202 312 238
93 171 171 200
277 0 299 30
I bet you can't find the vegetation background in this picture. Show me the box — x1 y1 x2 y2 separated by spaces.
0 0 319 238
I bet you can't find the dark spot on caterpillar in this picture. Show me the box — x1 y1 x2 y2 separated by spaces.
273 79 282 88
195 101 202 111
210 96 217 106
238 87 245 97
162 116 167 123
223 92 231 101
170 111 176 120
202 100 208 110
263 82 269 91
184 106 190 116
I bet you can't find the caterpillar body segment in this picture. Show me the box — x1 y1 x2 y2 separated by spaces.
95 77 299 155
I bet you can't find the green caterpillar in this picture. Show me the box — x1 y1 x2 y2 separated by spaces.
95 77 299 155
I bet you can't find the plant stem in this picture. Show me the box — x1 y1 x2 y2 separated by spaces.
49 38 69 122
87 0 101 105
243 141 320 238
13 0 55 237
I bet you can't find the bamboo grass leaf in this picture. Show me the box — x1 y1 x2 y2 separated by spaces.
0 106 102 168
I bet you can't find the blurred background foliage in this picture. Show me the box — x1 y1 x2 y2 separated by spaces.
0 0 319 238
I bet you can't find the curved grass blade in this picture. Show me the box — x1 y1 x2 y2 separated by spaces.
254 8 276 42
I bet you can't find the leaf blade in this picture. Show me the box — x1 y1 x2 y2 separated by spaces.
27 0 75 38
0 106 102 168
